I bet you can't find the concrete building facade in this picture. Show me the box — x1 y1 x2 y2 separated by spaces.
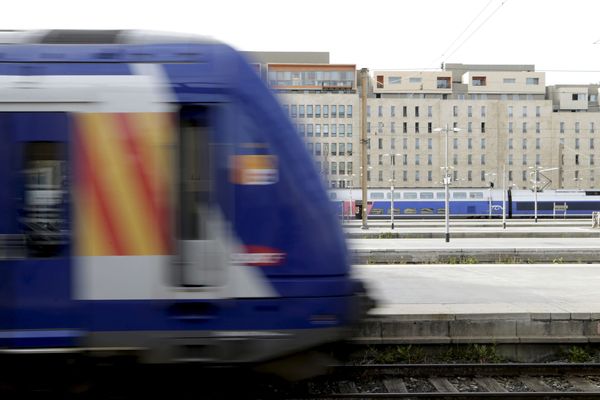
245 52 600 191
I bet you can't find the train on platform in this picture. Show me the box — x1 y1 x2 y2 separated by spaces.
330 187 600 219
0 30 371 366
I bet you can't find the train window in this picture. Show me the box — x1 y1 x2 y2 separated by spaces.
404 192 417 199
436 192 445 199
453 192 467 199
403 208 416 214
22 142 68 257
420 208 433 214
469 192 484 199
370 192 384 200
437 208 445 214
420 192 434 199
370 208 383 215
394 192 402 199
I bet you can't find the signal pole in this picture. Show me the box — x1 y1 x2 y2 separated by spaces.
360 68 369 230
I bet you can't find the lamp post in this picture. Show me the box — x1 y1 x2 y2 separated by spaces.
485 172 496 219
384 153 401 230
434 124 461 243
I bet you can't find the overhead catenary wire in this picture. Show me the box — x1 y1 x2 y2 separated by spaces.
441 0 510 64
432 0 495 66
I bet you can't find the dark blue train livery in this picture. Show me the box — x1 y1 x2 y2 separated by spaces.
0 30 370 365
331 188 600 219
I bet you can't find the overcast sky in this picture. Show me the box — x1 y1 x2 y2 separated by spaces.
4 0 600 85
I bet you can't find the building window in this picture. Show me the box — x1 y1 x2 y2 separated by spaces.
428 122 432 133
481 106 486 118
348 143 353 156
323 124 329 137
536 154 540 166
388 76 401 84
416 154 420 165
403 170 407 181
428 138 432 149
575 138 580 149
378 170 383 182
315 142 321 156
468 106 472 117
536 106 541 117
481 122 486 133
315 124 321 137
315 105 321 118
522 154 527 165
427 106 433 117
428 170 433 181
415 138 420 150
347 105 352 118
468 154 472 165
403 138 408 150
391 138 396 149
307 124 313 137
378 154 383 165
347 124 352 137
403 122 408 134
575 122 580 134
591 138 595 149
472 76 487 86
590 122 595 133
468 170 472 181
481 171 486 182
307 105 313 118
508 154 513 165
522 170 527 181
415 122 420 133
409 77 422 83
481 138 486 149
468 122 472 133
415 170 420 182
378 138 383 149
299 105 305 118
331 143 337 156
415 106 420 117
453 138 458 150
403 106 407 117
522 122 527 133
453 105 458 117
339 162 345 175
522 138 527 150
536 122 540 134
526 77 539 85
509 138 513 149
339 143 345 156
323 105 329 118
332 124 337 137
378 122 383 134
522 106 527 117
508 106 513 118
376 75 384 89
560 121 565 134
428 154 432 165
390 105 395 117
403 154 408 165
437 77 451 89
481 154 485 165
339 105 345 118
508 122 513 134
468 138 472 149
508 170 513 181
331 105 336 118
378 105 383 117
536 138 541 150
391 122 396 133
503 78 516 84
291 105 298 118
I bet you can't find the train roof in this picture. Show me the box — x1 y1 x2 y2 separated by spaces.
0 30 216 45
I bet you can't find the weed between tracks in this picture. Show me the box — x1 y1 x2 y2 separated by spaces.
355 344 504 364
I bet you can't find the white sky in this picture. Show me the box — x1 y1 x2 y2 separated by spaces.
4 0 600 85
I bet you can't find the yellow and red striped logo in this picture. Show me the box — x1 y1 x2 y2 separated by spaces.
74 113 173 256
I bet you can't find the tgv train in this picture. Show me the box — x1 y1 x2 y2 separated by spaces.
330 188 600 218
0 30 370 365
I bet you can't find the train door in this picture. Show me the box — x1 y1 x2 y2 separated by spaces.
177 107 230 287
0 112 74 348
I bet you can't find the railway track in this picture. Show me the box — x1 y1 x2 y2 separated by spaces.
298 363 600 399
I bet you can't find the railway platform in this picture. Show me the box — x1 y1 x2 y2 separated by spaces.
353 264 600 359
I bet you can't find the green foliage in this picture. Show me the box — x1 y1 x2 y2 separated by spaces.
370 345 426 364
441 344 502 363
566 346 593 363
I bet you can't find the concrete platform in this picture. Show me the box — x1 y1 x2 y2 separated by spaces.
353 264 600 346
348 237 600 263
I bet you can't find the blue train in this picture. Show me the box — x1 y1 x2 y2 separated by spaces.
331 188 600 219
0 30 371 365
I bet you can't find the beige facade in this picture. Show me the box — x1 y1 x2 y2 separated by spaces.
263 58 600 191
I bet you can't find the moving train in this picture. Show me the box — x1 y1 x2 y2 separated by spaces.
330 188 600 219
0 30 371 365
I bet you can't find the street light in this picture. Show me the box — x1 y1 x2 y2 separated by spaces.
384 153 401 230
434 124 461 243
485 172 497 219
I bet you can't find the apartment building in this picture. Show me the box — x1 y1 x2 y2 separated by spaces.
246 52 600 190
